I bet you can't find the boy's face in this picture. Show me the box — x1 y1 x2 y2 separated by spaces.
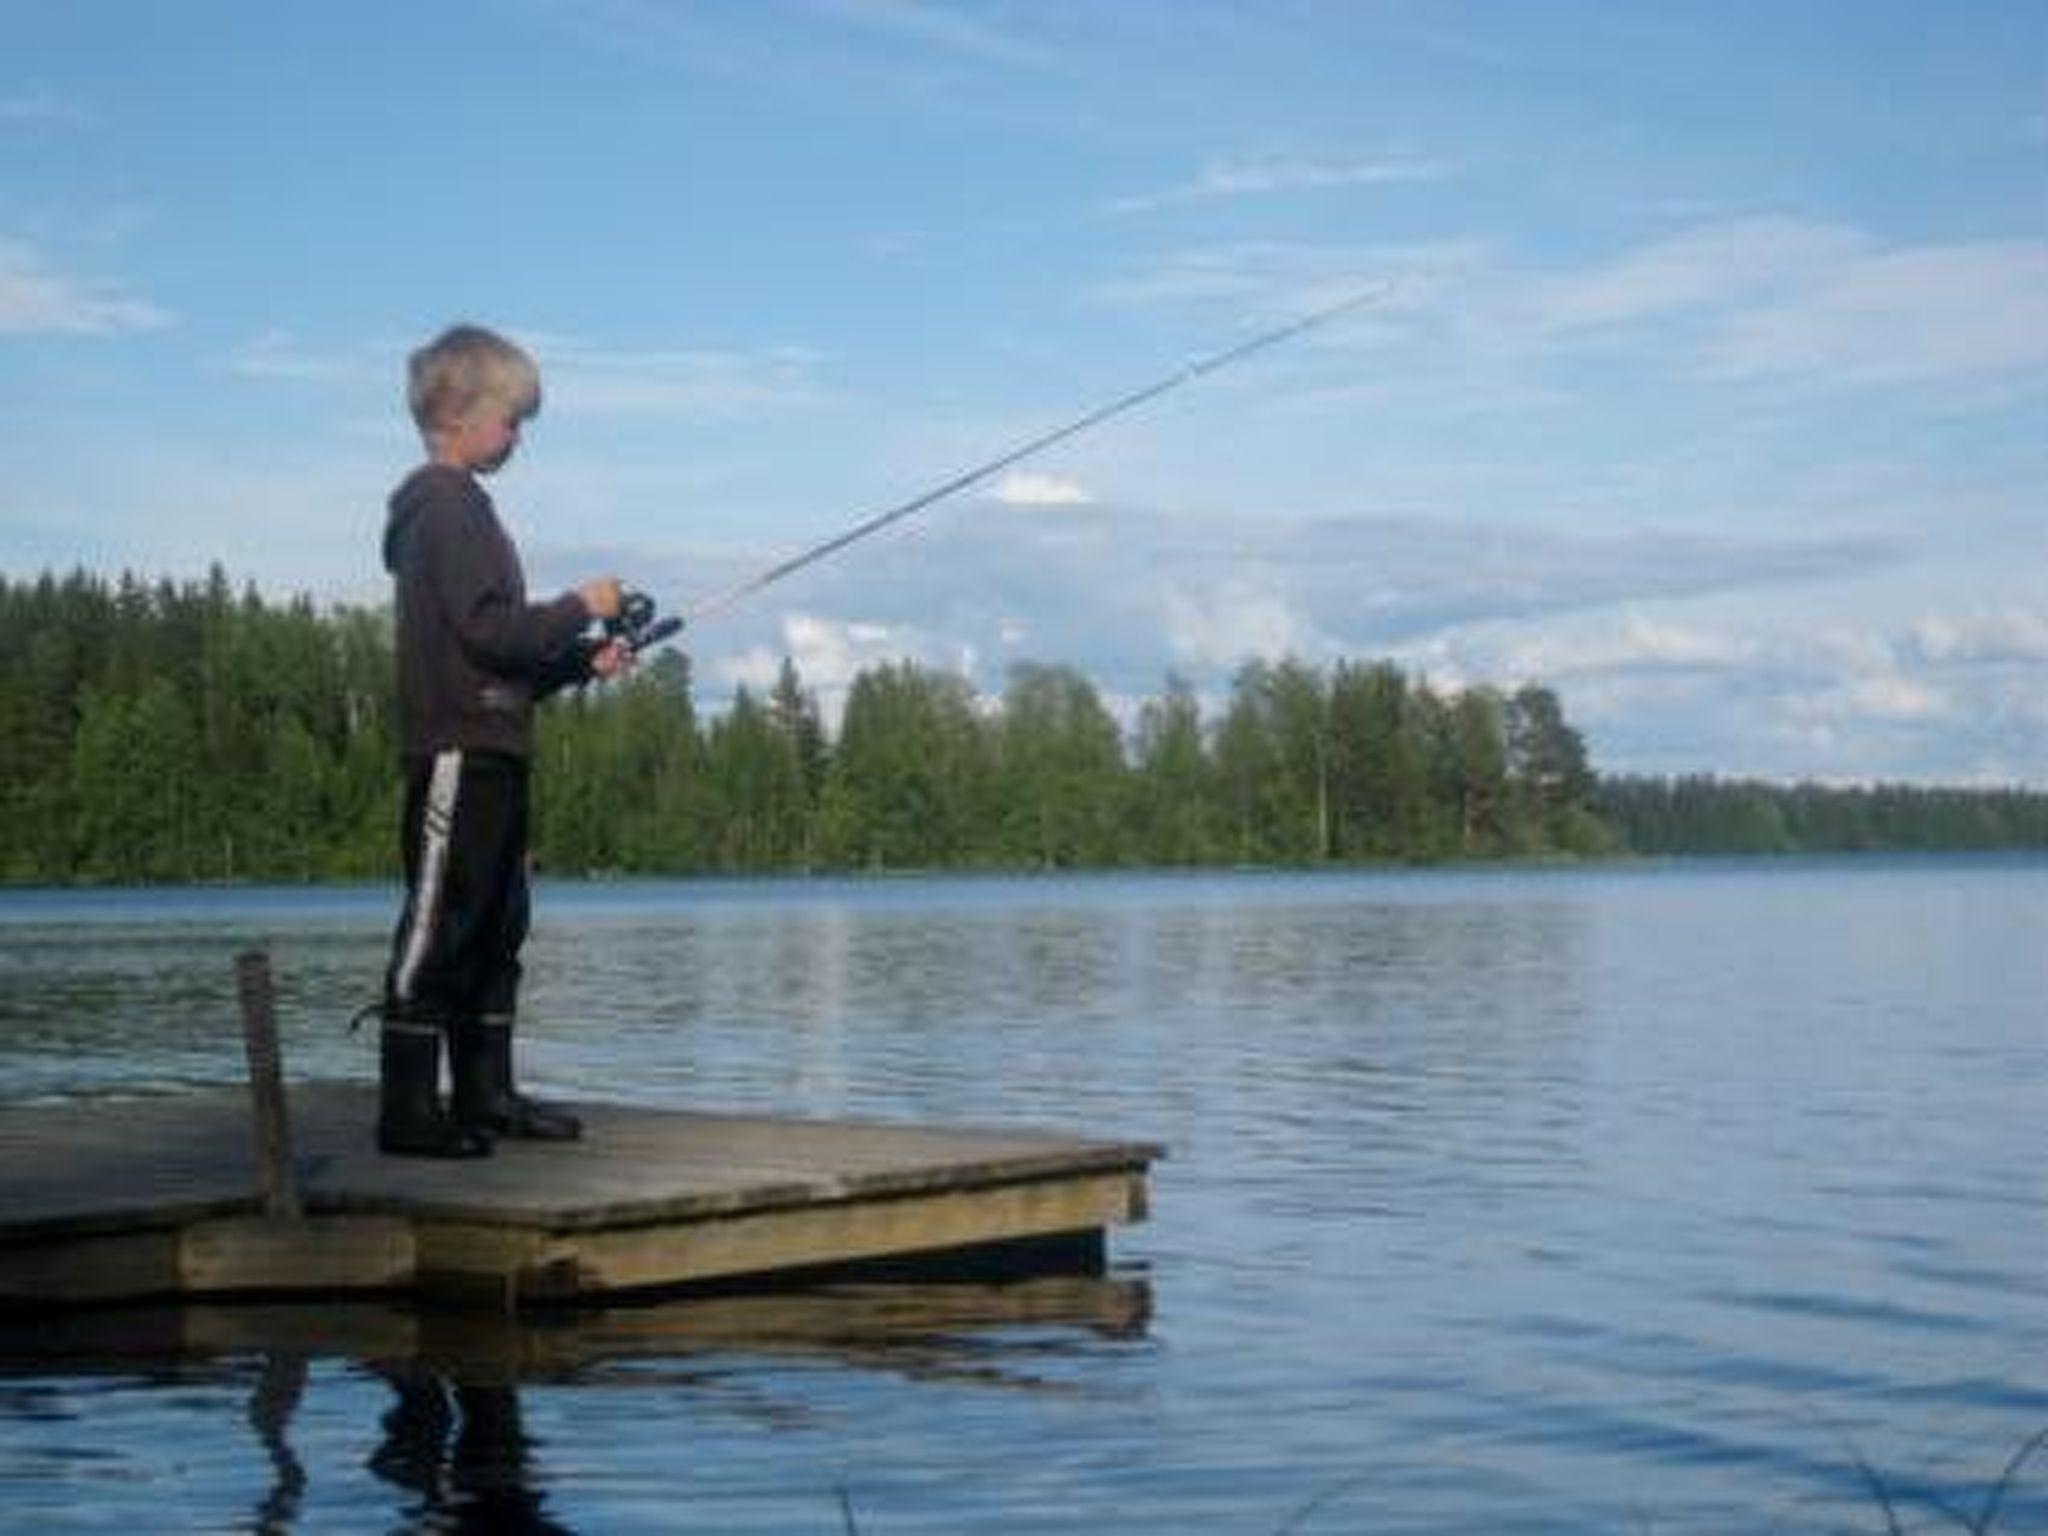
437 402 525 475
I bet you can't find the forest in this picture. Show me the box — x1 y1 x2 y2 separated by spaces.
3 567 2045 884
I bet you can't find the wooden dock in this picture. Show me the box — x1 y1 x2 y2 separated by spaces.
0 1084 1160 1311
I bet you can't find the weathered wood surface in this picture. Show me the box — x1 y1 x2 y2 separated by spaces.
0 1084 1160 1308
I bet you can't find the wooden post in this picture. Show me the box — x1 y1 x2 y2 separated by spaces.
235 949 301 1220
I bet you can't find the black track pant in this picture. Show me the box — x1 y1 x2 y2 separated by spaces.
384 750 531 1024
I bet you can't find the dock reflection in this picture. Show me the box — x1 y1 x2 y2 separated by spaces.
0 1273 1152 1534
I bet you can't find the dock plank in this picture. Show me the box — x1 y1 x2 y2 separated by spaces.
0 1083 1161 1308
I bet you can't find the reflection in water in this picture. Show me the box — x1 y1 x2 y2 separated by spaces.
0 1275 1151 1534
249 1353 308 1534
367 1366 570 1536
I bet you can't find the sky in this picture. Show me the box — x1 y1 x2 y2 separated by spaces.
3 1 2045 784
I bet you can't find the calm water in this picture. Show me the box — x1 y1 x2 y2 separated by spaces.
0 861 2043 1533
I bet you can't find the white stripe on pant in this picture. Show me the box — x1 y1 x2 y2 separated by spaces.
390 748 464 1007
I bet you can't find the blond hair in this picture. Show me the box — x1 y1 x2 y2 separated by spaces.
407 324 542 434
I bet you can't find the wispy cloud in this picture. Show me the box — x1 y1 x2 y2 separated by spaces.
994 471 1091 507
547 343 831 420
807 0 1057 70
227 329 373 384
1908 608 2048 666
1511 218 2048 388
1116 219 2048 398
552 0 1056 93
226 330 831 421
1110 153 1454 213
1094 237 1469 330
0 238 168 335
680 492 1893 698
1703 239 2048 385
1528 217 1869 331
1463 612 1761 685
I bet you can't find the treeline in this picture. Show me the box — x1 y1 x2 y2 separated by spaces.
540 645 1610 874
3 568 395 882
0 567 1605 883
1597 774 2048 855
9 568 2048 884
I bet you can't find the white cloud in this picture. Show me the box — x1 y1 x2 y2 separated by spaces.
0 239 168 335
1779 665 1951 738
1480 613 1758 683
1161 579 1327 669
1846 672 1947 721
712 614 863 704
994 471 1091 506
1428 600 2048 782
1909 608 2048 665
1111 154 1453 213
706 610 968 723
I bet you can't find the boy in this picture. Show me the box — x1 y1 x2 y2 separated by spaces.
376 323 630 1158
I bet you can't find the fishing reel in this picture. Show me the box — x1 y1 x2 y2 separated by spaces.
604 589 683 655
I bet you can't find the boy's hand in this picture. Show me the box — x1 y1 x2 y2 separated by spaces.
591 639 634 679
578 577 624 621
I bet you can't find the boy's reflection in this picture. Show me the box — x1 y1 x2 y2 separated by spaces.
366 1366 572 1535
229 1275 1151 1533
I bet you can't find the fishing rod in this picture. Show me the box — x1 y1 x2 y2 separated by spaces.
649 285 1387 636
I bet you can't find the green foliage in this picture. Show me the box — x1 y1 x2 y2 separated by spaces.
1213 660 1323 863
1506 684 1607 855
1131 674 1215 865
1598 774 2048 855
703 683 807 870
819 661 993 868
0 567 396 883
1328 660 1429 859
16 564 2048 886
994 663 1127 868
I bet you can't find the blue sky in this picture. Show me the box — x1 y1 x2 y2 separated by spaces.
4 1 2045 783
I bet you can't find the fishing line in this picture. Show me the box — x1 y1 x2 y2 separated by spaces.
679 285 1388 629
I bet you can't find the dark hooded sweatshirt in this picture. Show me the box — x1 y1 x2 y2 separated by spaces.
382 464 593 760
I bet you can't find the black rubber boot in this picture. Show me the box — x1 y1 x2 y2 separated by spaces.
378 1018 492 1158
453 1015 582 1142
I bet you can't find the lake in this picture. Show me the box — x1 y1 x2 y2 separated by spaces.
0 860 2043 1532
